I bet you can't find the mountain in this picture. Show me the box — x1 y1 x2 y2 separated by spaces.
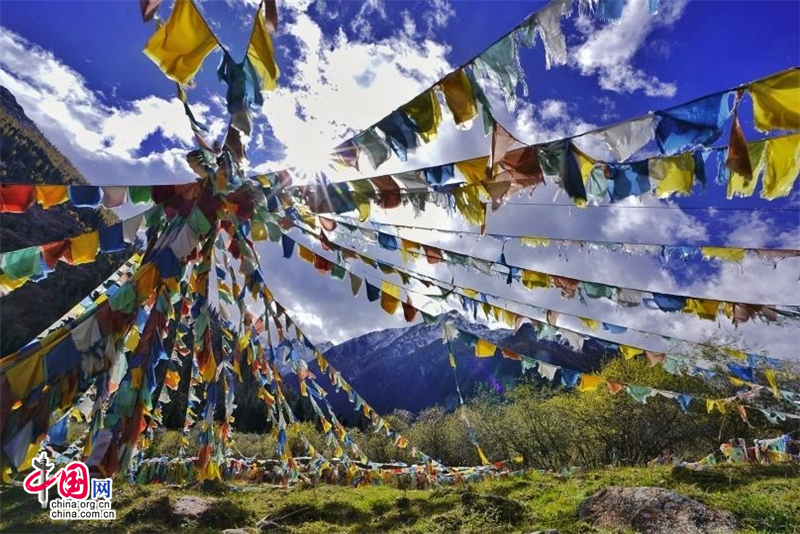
321 311 601 417
0 86 128 355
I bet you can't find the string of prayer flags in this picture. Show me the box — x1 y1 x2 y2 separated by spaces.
0 183 202 213
0 211 149 294
259 287 436 468
440 321 795 422
333 214 800 269
254 68 799 214
296 217 798 384
235 0 664 178
274 133 797 227
283 223 798 400
314 217 800 327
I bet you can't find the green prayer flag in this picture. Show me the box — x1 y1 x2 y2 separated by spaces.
331 263 346 280
625 385 653 404
108 283 137 313
187 208 211 236
129 186 153 205
0 247 42 280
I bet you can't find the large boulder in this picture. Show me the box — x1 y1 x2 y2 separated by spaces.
172 496 214 519
578 486 737 534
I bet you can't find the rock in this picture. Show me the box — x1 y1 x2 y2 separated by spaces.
578 486 737 534
172 496 214 519
222 529 256 534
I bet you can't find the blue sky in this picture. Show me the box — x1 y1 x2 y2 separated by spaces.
1 0 798 358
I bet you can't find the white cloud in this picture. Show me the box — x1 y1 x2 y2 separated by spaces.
571 0 689 97
423 0 456 37
351 0 387 40
0 28 214 184
252 2 456 179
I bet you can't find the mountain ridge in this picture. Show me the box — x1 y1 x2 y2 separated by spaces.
319 310 598 415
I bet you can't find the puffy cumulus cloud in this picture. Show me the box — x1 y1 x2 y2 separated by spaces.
0 28 212 184
251 2 458 178
571 0 689 97
513 98 597 143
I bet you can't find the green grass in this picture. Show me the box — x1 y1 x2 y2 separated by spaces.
1 464 798 533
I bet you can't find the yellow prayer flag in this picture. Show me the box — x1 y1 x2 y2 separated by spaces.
520 237 551 248
499 308 515 328
579 317 599 331
130 368 144 389
578 374 603 392
5 353 45 399
247 2 280 90
449 352 456 368
298 245 315 264
683 298 720 321
35 185 68 208
452 185 486 227
439 69 478 125
476 445 490 465
165 369 181 390
136 263 159 299
0 273 28 292
764 369 781 398
727 139 766 199
700 247 746 263
475 339 497 358
380 281 401 299
143 0 218 85
722 348 747 360
402 89 442 142
761 133 800 200
650 152 695 199
124 328 141 352
455 156 490 184
576 149 596 185
380 292 400 315
21 441 43 471
706 399 727 414
380 281 401 315
728 376 746 387
349 181 373 222
619 345 644 360
70 231 99 265
251 220 268 241
521 269 549 289
750 69 800 132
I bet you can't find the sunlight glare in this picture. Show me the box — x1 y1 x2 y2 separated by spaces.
283 137 337 184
